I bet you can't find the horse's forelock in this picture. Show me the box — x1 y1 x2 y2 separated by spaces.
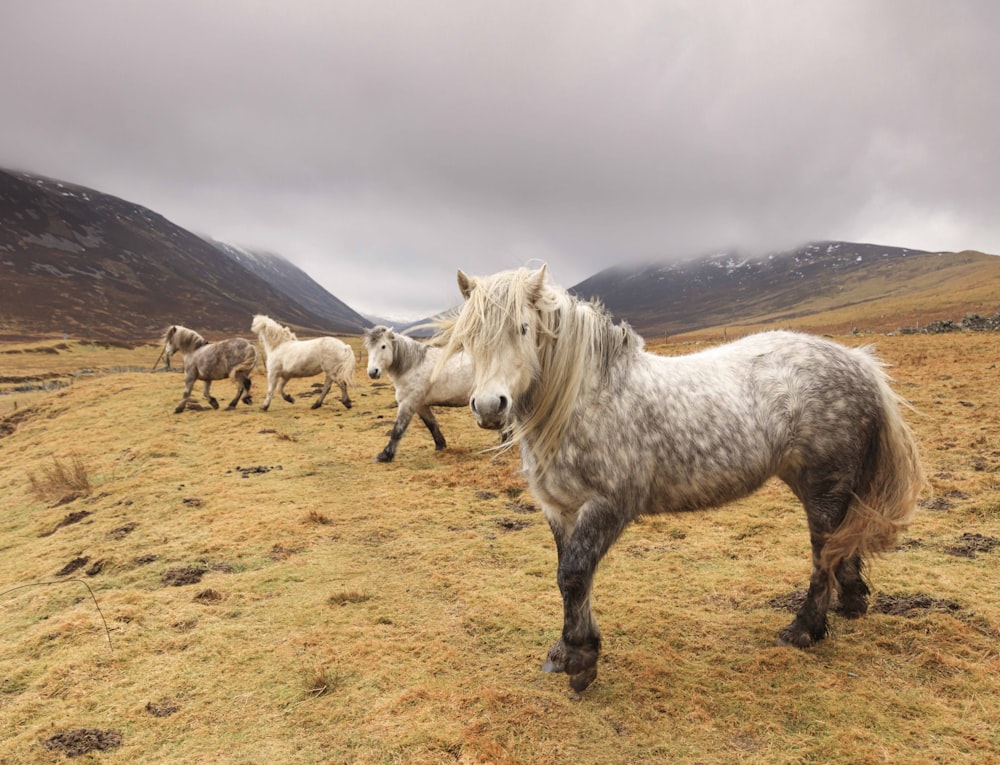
363 325 391 349
452 268 638 470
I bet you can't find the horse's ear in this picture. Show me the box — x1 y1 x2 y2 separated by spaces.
166 326 176 341
457 269 475 300
527 264 548 305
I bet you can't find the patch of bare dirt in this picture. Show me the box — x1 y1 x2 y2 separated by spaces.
161 565 207 586
145 699 180 718
505 499 538 514
194 588 224 603
767 590 967 619
870 594 964 617
0 406 35 438
944 533 1000 558
107 522 137 540
495 517 531 532
55 556 89 576
39 510 91 537
230 464 283 477
42 728 122 757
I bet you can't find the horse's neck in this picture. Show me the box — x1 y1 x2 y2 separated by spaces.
260 329 286 355
392 337 428 375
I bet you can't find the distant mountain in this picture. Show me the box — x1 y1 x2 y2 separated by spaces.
571 242 1000 336
0 169 368 342
205 239 370 333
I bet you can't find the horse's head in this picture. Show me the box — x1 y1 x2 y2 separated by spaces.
363 326 395 379
448 266 549 430
162 326 179 370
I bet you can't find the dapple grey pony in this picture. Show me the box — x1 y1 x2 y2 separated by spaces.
438 265 924 692
161 325 257 414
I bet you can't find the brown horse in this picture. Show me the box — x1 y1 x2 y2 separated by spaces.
162 325 258 414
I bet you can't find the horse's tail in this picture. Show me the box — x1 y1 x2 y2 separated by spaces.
821 362 925 571
230 342 259 379
335 344 356 387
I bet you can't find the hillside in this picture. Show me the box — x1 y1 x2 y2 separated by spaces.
205 239 370 332
572 242 1000 337
1 335 998 762
0 170 367 342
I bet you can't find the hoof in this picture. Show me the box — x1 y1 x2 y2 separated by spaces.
543 638 599 692
776 620 823 648
374 451 393 463
569 665 598 693
173 405 185 414
310 401 322 410
283 395 295 404
226 403 237 410
242 396 253 405
208 398 220 410
343 401 353 409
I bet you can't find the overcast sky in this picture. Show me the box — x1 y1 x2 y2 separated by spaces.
3 1 999 320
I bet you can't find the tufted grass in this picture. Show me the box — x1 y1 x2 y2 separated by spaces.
0 332 998 763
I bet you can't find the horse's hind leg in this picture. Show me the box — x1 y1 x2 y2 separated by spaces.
278 378 294 404
338 380 352 409
418 407 446 450
778 491 851 647
227 373 250 410
310 375 333 410
241 376 253 406
834 555 870 619
202 380 219 410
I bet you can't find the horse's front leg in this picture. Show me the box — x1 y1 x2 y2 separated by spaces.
261 370 277 411
311 375 333 409
375 404 414 462
418 406 446 450
174 373 196 414
542 497 632 693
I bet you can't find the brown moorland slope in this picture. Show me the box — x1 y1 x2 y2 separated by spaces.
0 330 998 764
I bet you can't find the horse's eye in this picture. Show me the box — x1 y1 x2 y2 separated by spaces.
521 323 529 336
381 344 387 350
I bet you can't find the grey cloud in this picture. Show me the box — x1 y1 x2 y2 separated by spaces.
2 0 998 318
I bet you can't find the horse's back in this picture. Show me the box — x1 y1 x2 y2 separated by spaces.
190 337 256 380
543 331 890 513
273 335 353 376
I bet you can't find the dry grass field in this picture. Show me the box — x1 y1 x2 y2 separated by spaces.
1 331 998 764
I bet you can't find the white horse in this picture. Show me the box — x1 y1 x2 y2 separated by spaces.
251 315 355 411
161 325 257 414
363 325 476 462
440 266 924 692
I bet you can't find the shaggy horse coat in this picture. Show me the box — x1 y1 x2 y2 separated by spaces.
251 315 355 411
363 325 476 462
440 266 924 692
162 325 257 414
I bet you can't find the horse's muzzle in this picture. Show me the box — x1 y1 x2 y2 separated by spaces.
368 369 380 379
470 394 508 430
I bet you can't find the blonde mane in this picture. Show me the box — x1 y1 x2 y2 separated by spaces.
442 268 641 470
251 314 297 350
